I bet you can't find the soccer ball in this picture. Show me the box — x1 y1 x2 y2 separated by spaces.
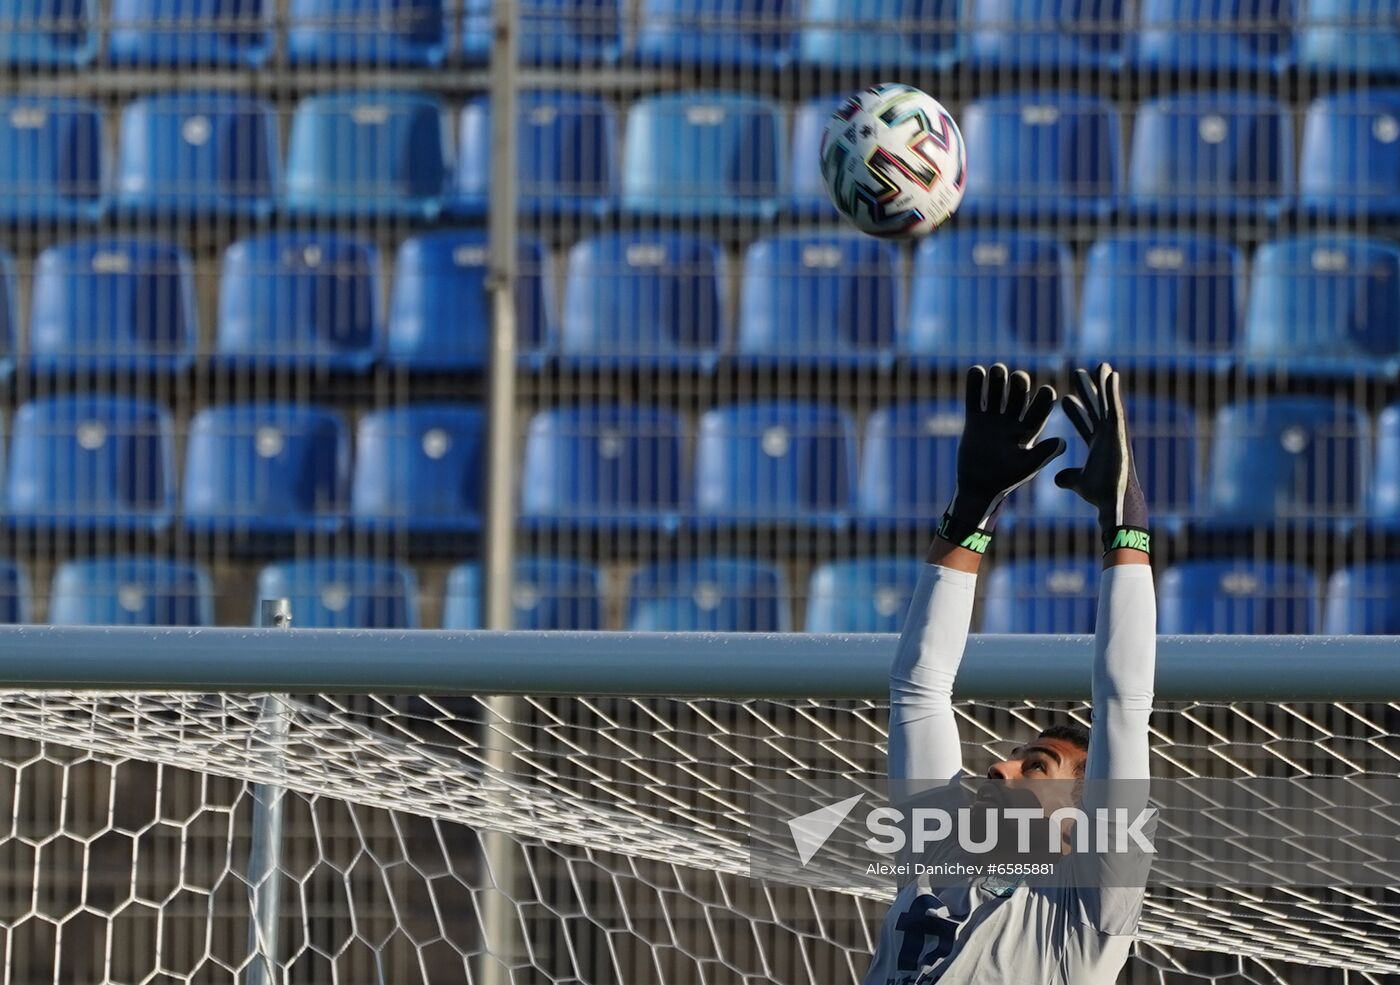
820 83 967 239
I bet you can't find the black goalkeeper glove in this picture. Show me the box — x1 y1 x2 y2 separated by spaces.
937 364 1065 554
1054 362 1152 556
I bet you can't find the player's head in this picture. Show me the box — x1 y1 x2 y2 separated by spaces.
986 723 1089 782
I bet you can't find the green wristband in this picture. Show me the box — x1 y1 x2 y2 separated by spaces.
1103 525 1152 556
937 513 993 555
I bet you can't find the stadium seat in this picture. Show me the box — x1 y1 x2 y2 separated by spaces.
519 404 686 531
1298 0 1400 72
958 93 1120 221
856 400 962 526
216 233 382 373
692 401 857 527
7 396 175 532
0 0 97 67
48 558 213 627
1158 560 1317 634
108 0 272 66
620 92 784 220
442 559 604 630
0 97 104 222
966 0 1130 69
900 232 1072 371
114 93 279 218
256 559 418 628
284 92 446 220
28 238 197 375
387 232 552 372
635 0 797 69
1134 0 1296 71
737 233 900 370
560 233 725 371
287 0 448 65
804 558 925 633
455 92 617 219
627 559 790 632
981 559 1101 634
787 96 841 219
1323 562 1400 634
351 404 484 533
801 0 960 68
1366 403 1400 529
0 563 30 624
0 251 16 380
1299 90 1400 220
1126 93 1294 220
183 403 349 537
461 0 622 65
1243 236 1400 379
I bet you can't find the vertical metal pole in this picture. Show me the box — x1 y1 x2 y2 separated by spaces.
247 599 292 985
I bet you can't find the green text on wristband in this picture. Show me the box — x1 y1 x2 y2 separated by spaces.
1106 527 1151 554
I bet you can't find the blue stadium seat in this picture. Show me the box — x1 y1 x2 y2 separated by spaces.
1366 403 1400 529
284 92 446 220
387 232 552 372
442 559 604 630
351 405 484 533
692 401 857 528
0 563 29 624
256 559 418 628
627 559 790 632
1158 560 1317 634
1076 234 1243 373
0 97 105 222
856 400 962 526
560 233 725 371
620 92 784 220
1324 562 1400 634
1299 90 1400 220
1135 0 1296 71
461 0 621 65
48 558 213 626
737 234 900 371
1299 1 1400 72
287 0 447 65
635 0 797 68
801 0 960 68
455 92 617 219
7 396 175 533
519 405 686 531
109 0 272 66
982 559 1101 633
901 232 1072 372
958 93 1120 221
183 404 348 537
114 93 279 219
0 0 97 67
216 233 382 373
804 558 925 633
966 0 1130 69
1243 236 1400 380
1126 94 1293 221
28 238 197 375
787 96 841 219
0 251 16 380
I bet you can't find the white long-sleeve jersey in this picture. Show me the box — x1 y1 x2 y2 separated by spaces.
864 562 1157 985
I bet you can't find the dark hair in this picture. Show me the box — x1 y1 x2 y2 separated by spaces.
1037 723 1090 775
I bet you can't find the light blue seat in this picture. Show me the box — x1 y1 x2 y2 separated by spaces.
288 0 447 65
28 238 197 375
114 93 279 218
387 232 552 372
1324 562 1400 633
1299 89 1400 220
560 233 725 371
901 232 1072 372
804 558 925 633
8 396 175 533
0 0 97 67
461 0 621 64
109 0 272 66
49 558 213 626
621 92 784 220
692 401 857 528
217 233 382 373
183 403 348 537
801 0 961 68
958 92 1120 222
0 97 105 222
635 0 797 68
351 405 484 533
1159 560 1317 634
1076 234 1243 373
627 559 790 631
967 0 1129 69
455 92 617 219
442 559 604 630
857 400 962 527
1299 1 1400 72
1134 0 1296 71
788 96 842 219
982 559 1101 633
0 563 29 624
737 234 900 370
1243 236 1400 379
285 92 446 220
1365 403 1400 530
256 559 418 628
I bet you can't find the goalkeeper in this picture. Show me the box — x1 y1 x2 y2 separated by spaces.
863 362 1157 985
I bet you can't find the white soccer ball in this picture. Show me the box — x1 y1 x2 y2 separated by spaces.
820 83 967 239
